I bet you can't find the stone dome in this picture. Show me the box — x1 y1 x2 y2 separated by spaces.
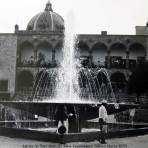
27 1 65 32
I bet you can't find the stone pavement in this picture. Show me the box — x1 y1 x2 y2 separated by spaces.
0 135 148 148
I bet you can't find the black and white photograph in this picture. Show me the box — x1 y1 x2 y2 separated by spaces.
0 0 148 147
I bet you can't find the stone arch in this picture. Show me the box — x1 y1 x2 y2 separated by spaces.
37 41 53 63
77 41 90 66
110 72 126 93
77 41 89 57
110 43 126 68
17 70 34 89
19 41 34 63
110 43 126 58
129 43 146 59
92 42 107 66
54 42 63 65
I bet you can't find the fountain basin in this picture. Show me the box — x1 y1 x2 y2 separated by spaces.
0 101 142 143
0 126 100 143
0 126 148 143
0 101 139 120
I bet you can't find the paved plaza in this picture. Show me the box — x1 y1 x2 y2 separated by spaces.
0 134 148 148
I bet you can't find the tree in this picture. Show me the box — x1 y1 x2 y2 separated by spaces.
127 62 148 103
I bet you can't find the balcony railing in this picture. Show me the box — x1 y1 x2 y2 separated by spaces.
17 60 59 68
0 92 10 101
110 56 126 69
17 56 146 70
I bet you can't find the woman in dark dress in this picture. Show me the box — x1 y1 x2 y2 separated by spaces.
55 105 68 134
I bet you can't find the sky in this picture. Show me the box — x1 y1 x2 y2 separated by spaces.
0 0 148 34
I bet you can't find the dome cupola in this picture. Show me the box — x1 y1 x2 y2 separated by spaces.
27 1 65 32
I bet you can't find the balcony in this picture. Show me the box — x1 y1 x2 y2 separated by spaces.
129 57 146 69
0 92 10 101
110 56 126 69
17 60 59 68
109 56 146 69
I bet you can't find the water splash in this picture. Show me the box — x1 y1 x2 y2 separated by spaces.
30 11 116 104
78 68 116 102
55 11 80 102
32 69 57 101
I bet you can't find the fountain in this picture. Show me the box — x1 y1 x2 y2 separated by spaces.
31 14 116 103
55 11 79 102
0 10 144 144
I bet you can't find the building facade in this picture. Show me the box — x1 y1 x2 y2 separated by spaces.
0 1 148 101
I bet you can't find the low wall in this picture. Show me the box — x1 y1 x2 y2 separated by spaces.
0 126 148 143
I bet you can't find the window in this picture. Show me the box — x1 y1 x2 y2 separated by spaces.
0 80 8 91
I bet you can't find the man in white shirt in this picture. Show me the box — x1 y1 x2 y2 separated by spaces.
99 100 108 144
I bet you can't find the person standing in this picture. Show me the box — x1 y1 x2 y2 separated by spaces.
55 105 68 134
99 100 108 144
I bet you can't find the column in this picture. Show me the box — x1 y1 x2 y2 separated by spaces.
144 51 147 62
34 49 37 63
17 46 21 65
107 49 111 68
33 39 38 65
33 41 38 66
88 50 92 67
52 49 56 64
126 51 129 69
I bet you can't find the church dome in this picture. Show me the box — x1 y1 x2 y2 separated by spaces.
27 1 65 32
